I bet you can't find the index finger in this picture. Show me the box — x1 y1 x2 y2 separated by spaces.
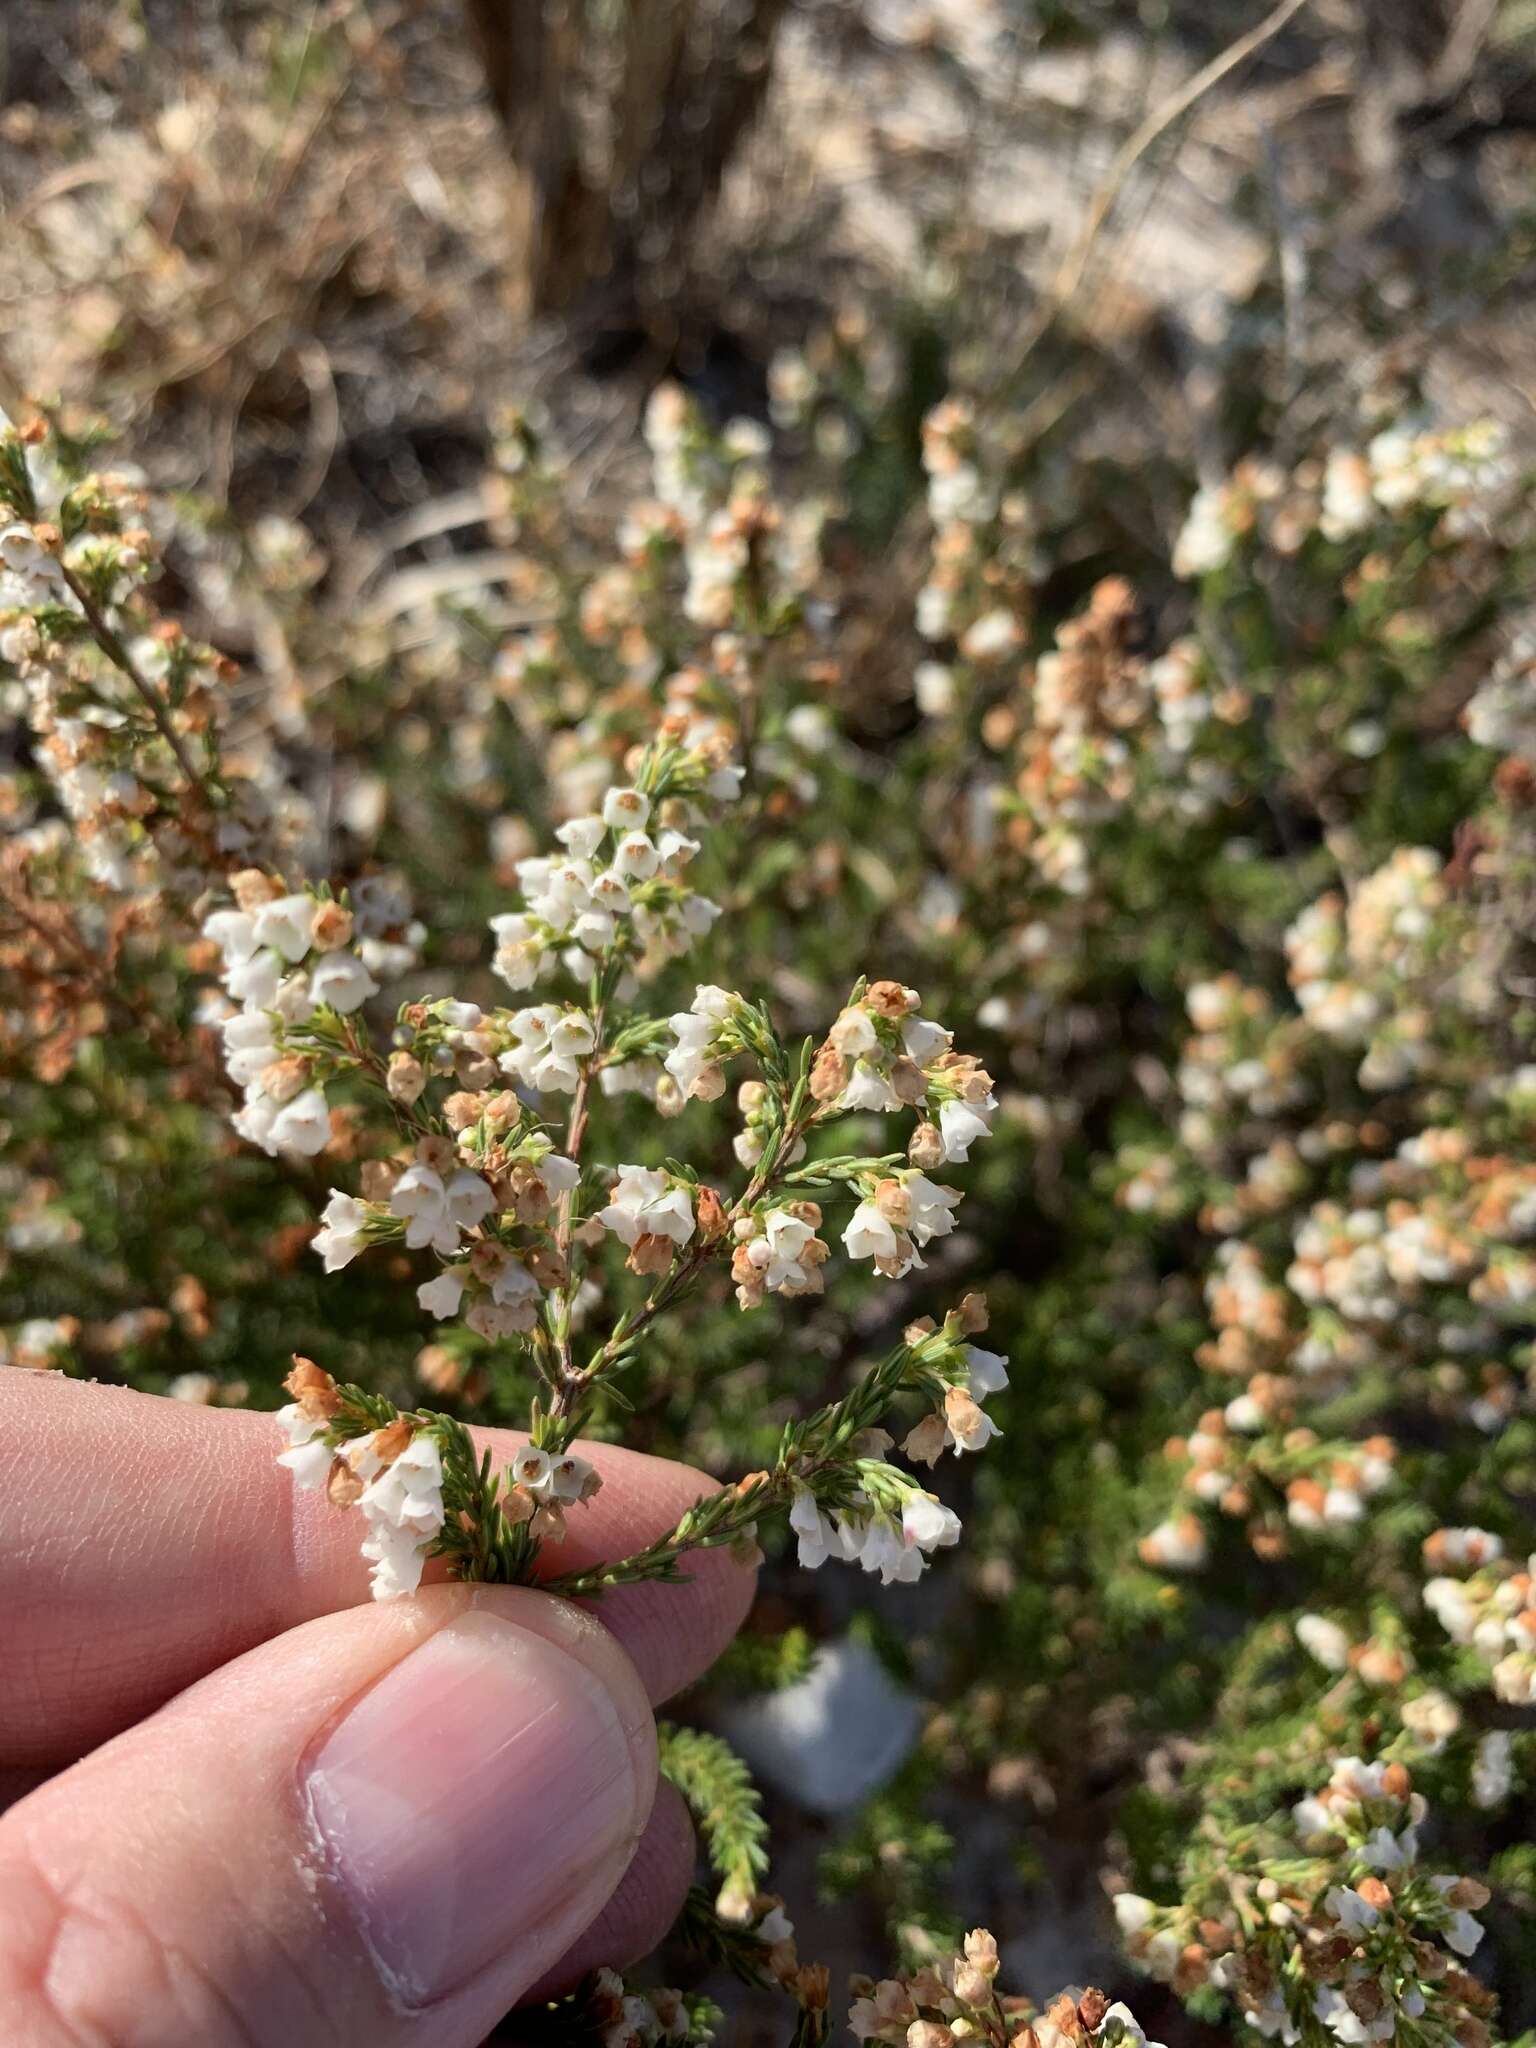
1 1372 754 1766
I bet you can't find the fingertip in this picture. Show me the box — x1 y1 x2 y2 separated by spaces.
582 1544 757 1703
523 1778 697 2002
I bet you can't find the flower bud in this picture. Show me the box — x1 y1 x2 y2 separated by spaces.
903 1412 947 1468
259 1054 310 1105
310 900 354 951
326 1457 364 1506
525 1244 568 1288
416 1132 456 1175
952 1962 991 2006
909 1120 945 1169
230 868 285 911
890 1057 928 1104
387 1052 427 1105
1075 1989 1107 2031
627 1231 675 1275
958 1291 989 1333
370 1418 414 1465
809 1044 849 1102
284 1355 341 1418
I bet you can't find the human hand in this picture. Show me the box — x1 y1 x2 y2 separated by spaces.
0 1372 755 2046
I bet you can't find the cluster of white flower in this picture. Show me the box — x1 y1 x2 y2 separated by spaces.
843 1171 962 1281
0 430 161 888
913 394 1038 654
1363 417 1514 532
640 382 824 633
1008 580 1241 897
1422 1528 1536 1706
0 412 330 911
1465 630 1536 763
498 1003 598 1093
1135 1097 1536 1572
663 982 739 1101
1172 464 1267 579
203 881 378 1156
277 1384 446 1600
1173 415 1514 577
588 1967 690 2048
729 1202 828 1305
850 1933 1165 2048
0 1314 79 1370
1283 847 1492 1085
643 382 719 530
596 1164 697 1276
785 1333 1005 1586
849 1926 1006 2042
809 979 997 1169
920 397 997 531
491 777 731 992
273 1361 602 1599
1116 1752 1490 2048
789 1480 961 1587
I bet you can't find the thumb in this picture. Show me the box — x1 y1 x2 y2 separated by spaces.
0 1585 658 2048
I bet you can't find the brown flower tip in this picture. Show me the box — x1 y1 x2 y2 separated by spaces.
1077 1989 1109 2032
230 868 286 911
503 1484 537 1527
284 1355 341 1419
890 1056 928 1104
903 1412 947 1467
958 1290 990 1333
865 979 918 1017
416 1133 456 1176
909 1120 945 1169
696 1185 729 1239
359 1156 403 1202
387 1053 428 1106
309 900 354 952
626 1231 675 1275
809 1042 848 1102
1493 754 1536 806
370 1418 414 1466
326 1458 364 1507
794 1963 830 2011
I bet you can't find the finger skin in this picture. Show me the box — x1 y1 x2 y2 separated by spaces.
0 1584 658 2048
2 1372 754 1763
526 1778 696 2003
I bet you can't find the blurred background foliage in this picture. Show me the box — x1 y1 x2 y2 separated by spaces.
4 2 1536 2043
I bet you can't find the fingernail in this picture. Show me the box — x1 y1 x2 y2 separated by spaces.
304 1611 644 2008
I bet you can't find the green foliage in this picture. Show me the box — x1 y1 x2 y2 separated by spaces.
659 1724 771 1905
